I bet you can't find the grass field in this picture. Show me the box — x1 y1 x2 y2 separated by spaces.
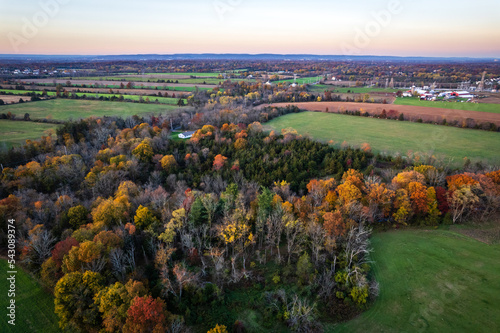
0 90 185 105
0 260 61 333
265 112 500 165
329 228 500 332
0 99 181 121
0 120 58 149
127 72 219 77
395 97 500 114
309 85 399 93
31 83 214 92
71 76 228 84
275 76 323 84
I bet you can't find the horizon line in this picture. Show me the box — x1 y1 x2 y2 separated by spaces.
0 53 498 60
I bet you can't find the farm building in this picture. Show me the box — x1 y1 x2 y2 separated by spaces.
178 131 196 139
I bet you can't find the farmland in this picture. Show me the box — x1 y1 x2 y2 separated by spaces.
0 99 181 121
275 76 323 84
20 79 219 89
0 260 61 333
0 89 185 105
394 97 500 114
1 86 193 96
263 101 500 126
71 76 229 84
0 120 58 149
330 228 500 333
265 111 500 165
308 85 399 94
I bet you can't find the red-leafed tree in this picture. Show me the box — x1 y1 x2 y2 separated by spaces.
123 296 167 333
51 237 79 267
435 186 449 214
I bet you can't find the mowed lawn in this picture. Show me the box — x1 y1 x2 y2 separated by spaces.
394 97 500 114
329 229 500 333
265 112 500 165
0 260 61 333
0 120 58 149
0 99 181 121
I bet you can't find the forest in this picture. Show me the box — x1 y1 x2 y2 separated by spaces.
1 105 499 332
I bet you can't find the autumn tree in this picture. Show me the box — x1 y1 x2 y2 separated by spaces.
425 187 441 226
91 195 131 230
93 230 123 251
67 205 89 229
365 182 394 223
52 236 79 267
54 271 105 331
123 295 168 333
393 189 412 225
160 155 177 172
408 182 428 216
323 211 346 238
132 139 154 162
392 171 425 189
213 154 228 171
448 185 480 224
94 280 147 332
208 324 229 333
134 205 159 230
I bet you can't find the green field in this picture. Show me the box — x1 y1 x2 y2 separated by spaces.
265 112 500 165
0 99 181 121
0 120 58 149
129 72 219 77
31 83 213 92
0 90 185 105
275 76 323 85
0 260 61 332
71 76 228 84
329 228 500 332
308 85 399 93
395 97 500 114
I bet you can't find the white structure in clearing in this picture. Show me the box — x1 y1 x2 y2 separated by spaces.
178 131 196 139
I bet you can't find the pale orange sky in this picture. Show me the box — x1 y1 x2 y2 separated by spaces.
1 0 499 57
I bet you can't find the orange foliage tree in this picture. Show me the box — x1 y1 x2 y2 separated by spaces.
213 154 228 171
123 295 168 333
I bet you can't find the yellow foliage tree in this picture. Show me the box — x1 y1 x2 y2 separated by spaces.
134 205 159 230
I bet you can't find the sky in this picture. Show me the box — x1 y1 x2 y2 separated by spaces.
0 0 499 57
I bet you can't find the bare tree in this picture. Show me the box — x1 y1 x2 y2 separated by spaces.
172 263 198 302
266 209 284 262
206 247 226 289
316 258 337 300
307 221 325 266
283 214 304 264
109 248 127 281
344 224 372 286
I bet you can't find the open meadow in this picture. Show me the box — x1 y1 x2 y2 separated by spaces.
0 99 181 122
0 89 185 105
265 111 500 166
20 79 219 89
0 120 58 149
330 228 500 333
309 85 399 94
